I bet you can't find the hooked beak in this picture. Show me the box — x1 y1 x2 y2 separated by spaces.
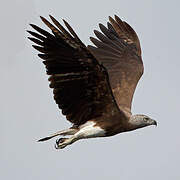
152 119 157 126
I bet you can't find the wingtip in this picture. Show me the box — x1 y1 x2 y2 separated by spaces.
62 19 68 26
99 23 106 31
29 23 34 28
26 30 32 34
40 15 44 20
29 23 39 30
114 14 118 20
49 14 55 22
108 16 114 23
40 16 47 23
90 36 96 42
98 23 103 28
114 15 122 22
27 36 32 40
49 15 60 25
49 14 53 20
108 16 112 20
93 29 99 35
40 16 46 23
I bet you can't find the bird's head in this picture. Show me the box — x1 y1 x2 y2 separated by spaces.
129 114 157 129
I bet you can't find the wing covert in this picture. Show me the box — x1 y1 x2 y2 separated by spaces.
88 15 144 114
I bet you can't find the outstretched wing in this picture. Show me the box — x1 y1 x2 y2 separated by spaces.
88 15 144 115
27 15 120 126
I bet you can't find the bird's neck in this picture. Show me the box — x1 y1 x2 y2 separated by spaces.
128 115 144 130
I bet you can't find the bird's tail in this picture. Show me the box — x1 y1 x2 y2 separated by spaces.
37 128 78 142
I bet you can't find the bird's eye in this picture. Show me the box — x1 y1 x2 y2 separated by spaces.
144 117 149 121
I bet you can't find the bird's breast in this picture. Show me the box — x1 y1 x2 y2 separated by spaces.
93 111 130 137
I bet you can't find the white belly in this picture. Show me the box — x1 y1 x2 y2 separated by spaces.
77 121 106 139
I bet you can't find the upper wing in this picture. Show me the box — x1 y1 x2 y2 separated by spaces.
27 15 120 126
88 15 144 115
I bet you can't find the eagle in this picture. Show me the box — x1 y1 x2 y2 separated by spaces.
28 15 157 149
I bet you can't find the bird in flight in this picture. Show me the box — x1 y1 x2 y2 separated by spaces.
28 15 157 149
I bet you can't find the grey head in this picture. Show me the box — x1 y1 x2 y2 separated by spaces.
129 114 157 130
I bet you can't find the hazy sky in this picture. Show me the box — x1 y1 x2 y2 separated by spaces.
1 0 180 179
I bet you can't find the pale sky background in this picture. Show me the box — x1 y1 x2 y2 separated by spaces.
1 0 180 179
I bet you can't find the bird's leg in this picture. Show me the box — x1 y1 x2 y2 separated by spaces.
55 126 88 149
55 121 105 149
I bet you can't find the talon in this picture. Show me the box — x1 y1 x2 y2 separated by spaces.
54 138 69 149
59 138 65 143
54 143 59 149
56 138 59 145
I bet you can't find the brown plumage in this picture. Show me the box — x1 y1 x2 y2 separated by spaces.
28 15 156 149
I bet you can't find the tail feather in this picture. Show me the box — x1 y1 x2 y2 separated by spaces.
37 128 78 142
38 136 54 142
